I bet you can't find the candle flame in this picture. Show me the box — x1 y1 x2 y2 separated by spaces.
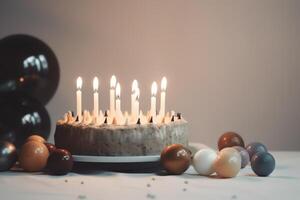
110 75 117 88
77 77 82 89
132 79 138 92
93 77 99 91
151 81 158 96
116 82 121 98
161 76 167 91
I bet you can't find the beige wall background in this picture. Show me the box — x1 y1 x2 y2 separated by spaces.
1 0 299 150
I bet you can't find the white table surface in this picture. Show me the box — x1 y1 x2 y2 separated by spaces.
0 150 299 200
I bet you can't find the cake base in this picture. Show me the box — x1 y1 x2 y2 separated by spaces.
54 121 188 156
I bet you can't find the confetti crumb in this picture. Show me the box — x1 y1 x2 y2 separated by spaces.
183 188 187 192
146 193 156 199
184 180 188 184
77 194 87 199
151 177 156 181
64 180 68 183
147 183 151 187
81 181 84 185
231 194 237 199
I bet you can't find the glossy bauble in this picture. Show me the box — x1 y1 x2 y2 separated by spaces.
251 152 275 177
0 94 50 148
160 144 191 175
26 135 46 143
233 146 250 168
218 132 245 150
44 143 56 155
214 147 241 178
19 141 49 172
47 149 73 175
192 148 217 176
0 141 17 171
246 142 268 159
0 34 60 105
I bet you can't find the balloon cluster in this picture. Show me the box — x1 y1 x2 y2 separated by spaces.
0 34 60 171
160 132 275 178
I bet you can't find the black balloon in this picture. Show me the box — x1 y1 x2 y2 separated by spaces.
0 93 50 148
0 141 17 171
0 34 60 105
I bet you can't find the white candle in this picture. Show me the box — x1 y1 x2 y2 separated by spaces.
110 75 117 117
115 82 121 118
134 87 140 119
76 77 83 122
150 81 157 117
131 80 138 116
93 77 99 121
159 77 167 117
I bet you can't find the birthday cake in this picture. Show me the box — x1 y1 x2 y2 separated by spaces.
54 76 188 157
54 112 188 156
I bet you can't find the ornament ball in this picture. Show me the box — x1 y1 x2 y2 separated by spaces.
214 147 241 178
0 141 17 171
47 149 73 175
246 142 268 159
218 132 245 151
160 144 191 175
233 146 250 168
192 148 217 176
44 143 56 155
26 135 46 143
251 152 275 177
19 141 49 172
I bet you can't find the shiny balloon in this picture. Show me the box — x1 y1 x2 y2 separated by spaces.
0 94 50 148
0 34 60 105
0 141 17 171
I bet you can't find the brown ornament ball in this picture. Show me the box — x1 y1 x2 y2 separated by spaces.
218 132 245 150
26 135 46 143
160 144 191 175
19 141 49 172
47 149 73 175
44 143 56 155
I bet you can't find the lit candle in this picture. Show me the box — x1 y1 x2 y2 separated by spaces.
134 87 140 119
159 77 167 117
115 82 121 118
76 77 83 122
131 80 138 116
150 81 157 117
93 77 99 122
110 75 117 117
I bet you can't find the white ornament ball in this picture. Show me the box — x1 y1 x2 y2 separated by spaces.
192 148 217 176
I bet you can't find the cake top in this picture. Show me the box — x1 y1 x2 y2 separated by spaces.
57 110 186 127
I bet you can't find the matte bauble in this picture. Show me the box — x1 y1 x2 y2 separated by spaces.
246 142 268 159
47 149 73 175
0 34 60 105
160 144 191 175
218 132 245 150
45 143 56 155
192 148 217 176
214 147 241 178
0 141 17 171
0 94 50 148
26 135 46 143
233 146 250 168
19 141 49 172
251 152 275 177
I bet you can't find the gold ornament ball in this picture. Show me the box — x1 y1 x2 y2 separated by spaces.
26 135 46 143
160 144 191 175
19 141 49 172
214 147 241 178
